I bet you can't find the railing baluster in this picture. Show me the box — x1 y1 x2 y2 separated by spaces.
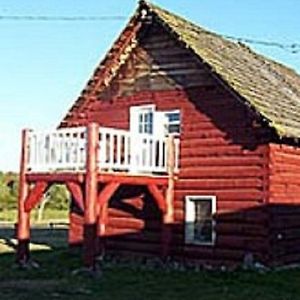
109 132 114 167
25 126 178 174
158 138 163 169
124 134 129 168
116 133 121 168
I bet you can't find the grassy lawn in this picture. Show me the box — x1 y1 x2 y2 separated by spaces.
0 208 68 223
1 227 300 300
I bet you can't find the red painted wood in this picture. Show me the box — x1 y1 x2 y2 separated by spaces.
97 173 168 185
268 144 300 265
24 181 49 212
83 123 99 268
147 184 167 213
17 129 31 263
97 182 120 207
60 17 292 266
66 181 84 212
26 172 85 183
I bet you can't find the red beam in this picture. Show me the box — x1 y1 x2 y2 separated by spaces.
26 172 85 184
98 173 168 186
66 181 84 212
147 184 166 213
24 181 49 212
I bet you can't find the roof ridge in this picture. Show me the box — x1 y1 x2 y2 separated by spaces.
61 1 300 138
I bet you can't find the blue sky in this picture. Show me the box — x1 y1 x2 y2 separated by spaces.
0 0 299 171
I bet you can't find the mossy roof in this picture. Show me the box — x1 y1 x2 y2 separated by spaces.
63 1 300 138
145 1 300 138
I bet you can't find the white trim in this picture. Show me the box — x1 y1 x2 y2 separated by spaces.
184 195 216 246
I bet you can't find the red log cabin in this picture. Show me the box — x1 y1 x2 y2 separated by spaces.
17 1 300 269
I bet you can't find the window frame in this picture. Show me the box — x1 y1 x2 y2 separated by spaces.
185 195 216 246
130 104 155 135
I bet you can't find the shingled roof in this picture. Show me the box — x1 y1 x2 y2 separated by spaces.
63 1 300 138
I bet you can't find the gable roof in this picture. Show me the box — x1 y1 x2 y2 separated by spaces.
62 1 300 139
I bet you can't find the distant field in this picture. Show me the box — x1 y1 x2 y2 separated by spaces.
1 227 300 300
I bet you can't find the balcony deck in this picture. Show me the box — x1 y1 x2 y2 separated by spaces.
17 123 179 268
26 125 179 176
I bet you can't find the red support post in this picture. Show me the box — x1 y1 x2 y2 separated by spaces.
16 129 31 264
83 123 99 269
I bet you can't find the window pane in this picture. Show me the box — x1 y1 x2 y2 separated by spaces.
165 111 180 134
149 112 153 123
167 112 180 122
194 200 212 219
139 124 143 133
194 220 213 243
168 124 180 134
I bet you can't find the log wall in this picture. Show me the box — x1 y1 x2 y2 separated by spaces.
268 144 300 266
65 20 275 266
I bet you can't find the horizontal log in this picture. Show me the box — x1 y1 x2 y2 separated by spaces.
108 217 161 230
106 240 161 254
216 235 268 251
175 189 264 201
180 156 265 168
179 166 266 179
105 228 161 242
176 178 263 189
180 146 265 159
176 246 248 261
215 223 267 237
173 198 263 211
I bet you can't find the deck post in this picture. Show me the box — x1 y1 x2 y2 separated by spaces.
16 129 31 264
161 135 176 260
83 123 99 269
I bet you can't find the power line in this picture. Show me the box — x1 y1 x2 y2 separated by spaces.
0 14 299 53
0 15 127 21
224 35 300 54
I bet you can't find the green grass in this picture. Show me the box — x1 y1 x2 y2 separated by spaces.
0 208 68 223
1 227 300 300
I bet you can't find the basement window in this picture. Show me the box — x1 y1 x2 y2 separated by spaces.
185 195 216 245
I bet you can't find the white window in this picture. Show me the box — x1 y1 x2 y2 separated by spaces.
130 105 181 137
185 195 216 245
130 105 155 135
164 110 180 135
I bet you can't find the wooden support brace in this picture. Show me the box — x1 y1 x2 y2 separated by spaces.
97 182 120 207
147 184 166 213
24 181 49 212
66 181 84 212
96 182 120 256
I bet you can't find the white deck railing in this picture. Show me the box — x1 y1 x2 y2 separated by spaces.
27 126 179 174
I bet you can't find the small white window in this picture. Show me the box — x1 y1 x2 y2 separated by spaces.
185 195 216 245
130 105 155 135
164 110 180 135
